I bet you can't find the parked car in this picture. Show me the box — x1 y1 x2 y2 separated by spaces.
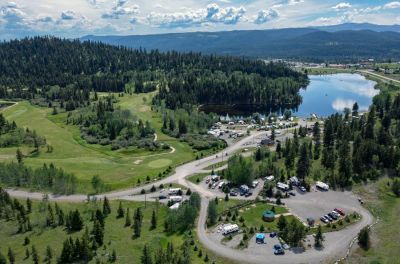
289 191 296 196
269 232 277 238
331 211 340 218
320 216 329 223
245 192 252 197
334 208 345 216
158 194 168 199
328 212 338 220
324 214 333 222
274 244 285 255
298 186 307 192
230 191 238 196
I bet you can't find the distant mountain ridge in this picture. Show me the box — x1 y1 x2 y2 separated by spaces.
313 23 400 33
81 23 400 62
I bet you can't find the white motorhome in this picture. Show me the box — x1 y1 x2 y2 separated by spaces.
169 203 180 210
316 181 329 191
168 188 181 195
277 182 289 191
222 224 239 235
169 196 183 202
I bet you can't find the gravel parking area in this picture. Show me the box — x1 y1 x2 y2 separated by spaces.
284 187 362 224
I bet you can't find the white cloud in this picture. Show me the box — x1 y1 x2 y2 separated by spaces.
332 2 352 11
102 1 139 19
61 10 77 20
288 0 304 6
384 2 400 9
147 3 246 28
254 9 279 24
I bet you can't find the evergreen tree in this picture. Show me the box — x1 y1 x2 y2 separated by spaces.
16 148 23 164
296 143 311 182
26 198 32 213
7 247 15 264
141 244 153 264
358 227 370 250
25 248 29 259
338 139 352 187
44 246 53 264
207 200 218 226
125 208 131 227
117 201 124 219
151 210 157 230
0 252 6 264
31 245 39 264
314 225 324 248
103 197 111 216
92 220 104 246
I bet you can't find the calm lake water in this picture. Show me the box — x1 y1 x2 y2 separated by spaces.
295 73 378 117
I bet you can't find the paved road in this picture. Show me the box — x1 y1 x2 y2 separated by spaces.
357 70 400 85
4 123 374 264
5 130 269 202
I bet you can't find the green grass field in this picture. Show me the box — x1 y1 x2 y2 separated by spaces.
216 200 290 232
0 93 196 193
0 199 223 264
348 178 400 264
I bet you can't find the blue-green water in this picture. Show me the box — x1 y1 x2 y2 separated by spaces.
296 73 378 117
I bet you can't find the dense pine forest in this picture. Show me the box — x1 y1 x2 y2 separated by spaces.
0 37 307 112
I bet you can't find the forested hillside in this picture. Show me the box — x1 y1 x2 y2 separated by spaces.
82 28 400 62
0 37 307 112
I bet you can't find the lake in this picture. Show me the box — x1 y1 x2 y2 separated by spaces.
296 73 378 117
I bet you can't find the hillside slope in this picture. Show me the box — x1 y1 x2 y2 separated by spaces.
82 28 400 62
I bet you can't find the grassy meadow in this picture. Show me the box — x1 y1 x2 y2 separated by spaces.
0 93 197 193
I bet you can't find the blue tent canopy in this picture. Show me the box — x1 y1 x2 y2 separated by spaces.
256 233 265 240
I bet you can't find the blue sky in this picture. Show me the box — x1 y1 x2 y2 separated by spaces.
0 0 399 39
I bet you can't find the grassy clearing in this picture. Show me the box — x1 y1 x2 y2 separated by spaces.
347 178 400 264
188 173 210 184
0 94 195 193
301 67 354 75
0 199 225 264
216 200 290 232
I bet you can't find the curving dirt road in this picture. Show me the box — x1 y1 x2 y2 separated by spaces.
4 127 374 264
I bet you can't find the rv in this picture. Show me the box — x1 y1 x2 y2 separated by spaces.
169 196 183 203
222 224 239 235
169 203 180 210
277 182 289 191
316 181 329 191
168 188 181 195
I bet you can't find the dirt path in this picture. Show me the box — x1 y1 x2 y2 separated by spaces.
3 125 374 264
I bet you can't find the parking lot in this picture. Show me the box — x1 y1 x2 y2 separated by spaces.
284 186 363 225
197 175 264 200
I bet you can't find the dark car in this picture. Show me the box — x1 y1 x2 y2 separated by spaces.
245 192 252 197
274 244 285 255
158 194 168 199
328 212 338 220
269 232 277 238
274 249 285 255
289 191 296 196
230 191 238 196
299 186 307 192
320 216 329 223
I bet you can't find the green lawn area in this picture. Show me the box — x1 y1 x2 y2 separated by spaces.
0 199 228 264
216 200 291 232
348 178 400 264
188 173 209 184
0 94 196 193
301 67 354 75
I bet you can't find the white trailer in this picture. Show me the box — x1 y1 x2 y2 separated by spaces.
277 182 289 191
168 188 181 195
316 181 329 191
169 196 183 202
222 224 239 235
